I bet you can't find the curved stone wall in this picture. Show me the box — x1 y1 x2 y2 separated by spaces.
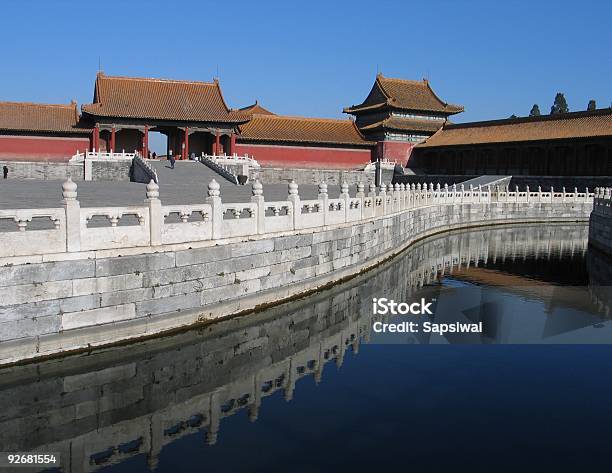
0 184 593 365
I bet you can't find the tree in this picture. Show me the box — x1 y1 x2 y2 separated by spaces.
529 104 541 117
509 114 519 119
550 93 569 114
587 99 597 111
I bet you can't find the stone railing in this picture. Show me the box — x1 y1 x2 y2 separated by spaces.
204 153 260 168
70 150 137 161
198 155 240 184
363 158 397 171
0 181 595 261
592 187 612 215
132 153 159 184
588 187 612 255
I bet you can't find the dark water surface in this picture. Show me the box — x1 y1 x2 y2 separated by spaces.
2 224 612 473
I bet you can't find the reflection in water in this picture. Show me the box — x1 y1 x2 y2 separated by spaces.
1 224 611 473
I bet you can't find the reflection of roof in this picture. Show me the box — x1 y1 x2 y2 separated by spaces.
238 114 375 146
359 116 444 133
0 101 89 133
344 74 463 115
417 109 612 148
82 73 246 123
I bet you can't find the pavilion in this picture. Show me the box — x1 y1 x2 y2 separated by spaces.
80 73 249 158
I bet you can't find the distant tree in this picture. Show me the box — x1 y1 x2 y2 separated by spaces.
509 114 519 119
550 93 569 114
587 99 597 111
529 104 541 117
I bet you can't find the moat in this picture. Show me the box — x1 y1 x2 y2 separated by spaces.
2 223 612 473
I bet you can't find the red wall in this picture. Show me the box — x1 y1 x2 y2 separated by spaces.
380 141 416 166
0 135 90 162
235 143 373 169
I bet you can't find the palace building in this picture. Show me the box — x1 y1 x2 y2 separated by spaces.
81 73 248 158
412 109 612 176
234 106 375 169
1 71 610 176
0 72 460 170
344 74 463 164
0 101 90 161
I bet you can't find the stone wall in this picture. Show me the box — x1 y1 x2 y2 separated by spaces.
0 191 592 365
91 160 132 181
250 167 385 185
0 160 84 180
0 159 132 181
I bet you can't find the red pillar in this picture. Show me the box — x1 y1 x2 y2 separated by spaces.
229 133 236 155
110 126 116 152
143 125 149 157
184 128 189 160
215 131 220 155
93 125 100 152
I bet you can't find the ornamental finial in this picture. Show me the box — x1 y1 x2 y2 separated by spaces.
62 177 77 200
208 179 220 197
146 179 159 200
252 179 263 196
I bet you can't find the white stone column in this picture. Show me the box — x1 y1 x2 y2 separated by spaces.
206 179 223 239
356 182 365 220
62 178 81 252
318 181 329 225
341 181 350 222
380 183 387 214
288 180 300 230
368 182 376 198
146 180 162 246
251 179 265 234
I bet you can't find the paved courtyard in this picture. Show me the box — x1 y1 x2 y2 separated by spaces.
0 161 350 210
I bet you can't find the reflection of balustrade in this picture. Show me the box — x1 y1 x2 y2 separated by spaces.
0 180 597 259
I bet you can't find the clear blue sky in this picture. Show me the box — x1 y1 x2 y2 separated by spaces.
1 0 610 124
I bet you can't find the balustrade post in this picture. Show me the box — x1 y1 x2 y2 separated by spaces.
251 180 265 234
368 182 376 198
537 186 542 203
206 179 223 239
356 182 365 219
393 182 402 212
288 180 301 229
62 178 81 252
318 182 329 225
400 183 406 209
550 186 555 203
340 181 350 221
515 185 519 203
526 185 530 203
380 183 387 214
585 187 589 203
146 180 162 246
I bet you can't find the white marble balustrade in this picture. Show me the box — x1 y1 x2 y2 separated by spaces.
0 178 600 260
